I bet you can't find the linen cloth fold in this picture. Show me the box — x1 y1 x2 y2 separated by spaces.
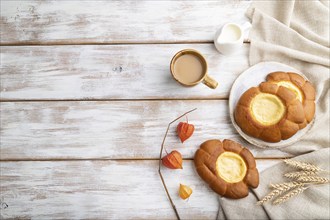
218 1 330 219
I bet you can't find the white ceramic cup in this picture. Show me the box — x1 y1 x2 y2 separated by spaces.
214 23 244 55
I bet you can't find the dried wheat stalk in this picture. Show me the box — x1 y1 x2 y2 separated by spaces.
296 176 329 183
258 159 329 206
257 183 299 205
270 181 304 190
257 189 283 205
284 171 318 179
283 159 323 172
273 186 308 205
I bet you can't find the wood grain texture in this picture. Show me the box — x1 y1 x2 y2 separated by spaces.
0 159 280 219
0 1 289 219
0 0 250 44
0 100 291 160
0 44 249 100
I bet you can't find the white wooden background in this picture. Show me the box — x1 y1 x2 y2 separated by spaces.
0 1 288 219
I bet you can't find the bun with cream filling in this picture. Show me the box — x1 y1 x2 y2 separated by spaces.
194 139 259 199
234 82 305 142
266 71 316 128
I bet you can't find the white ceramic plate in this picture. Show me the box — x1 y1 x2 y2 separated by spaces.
229 61 314 148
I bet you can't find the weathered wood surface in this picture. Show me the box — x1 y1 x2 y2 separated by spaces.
0 1 250 45
0 100 291 160
0 44 249 100
0 1 291 219
0 159 280 220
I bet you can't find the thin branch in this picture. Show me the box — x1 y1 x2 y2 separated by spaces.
158 108 197 220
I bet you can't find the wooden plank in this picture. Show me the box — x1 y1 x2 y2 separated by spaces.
0 159 281 219
0 1 250 44
0 100 291 160
0 44 249 100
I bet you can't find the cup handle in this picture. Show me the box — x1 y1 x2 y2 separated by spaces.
203 74 218 89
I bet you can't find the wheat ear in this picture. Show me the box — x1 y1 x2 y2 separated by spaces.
284 171 318 179
273 186 308 205
283 159 324 172
296 176 329 183
270 181 304 190
257 189 282 205
257 183 298 205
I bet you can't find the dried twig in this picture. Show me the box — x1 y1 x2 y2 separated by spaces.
158 108 197 220
273 186 308 205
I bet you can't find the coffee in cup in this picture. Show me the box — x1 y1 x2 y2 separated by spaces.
170 49 218 89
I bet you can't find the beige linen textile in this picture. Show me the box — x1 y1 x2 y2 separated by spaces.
217 1 330 219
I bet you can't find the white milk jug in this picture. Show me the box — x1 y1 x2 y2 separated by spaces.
214 23 244 55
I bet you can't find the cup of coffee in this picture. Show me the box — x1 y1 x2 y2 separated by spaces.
170 49 218 89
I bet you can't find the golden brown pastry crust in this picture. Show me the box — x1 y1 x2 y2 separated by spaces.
234 82 305 142
194 139 259 199
266 72 316 129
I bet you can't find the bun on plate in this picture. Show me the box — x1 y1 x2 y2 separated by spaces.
266 71 316 128
234 82 305 142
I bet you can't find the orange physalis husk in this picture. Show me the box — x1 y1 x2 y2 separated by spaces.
177 121 194 143
161 150 183 169
179 184 193 200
